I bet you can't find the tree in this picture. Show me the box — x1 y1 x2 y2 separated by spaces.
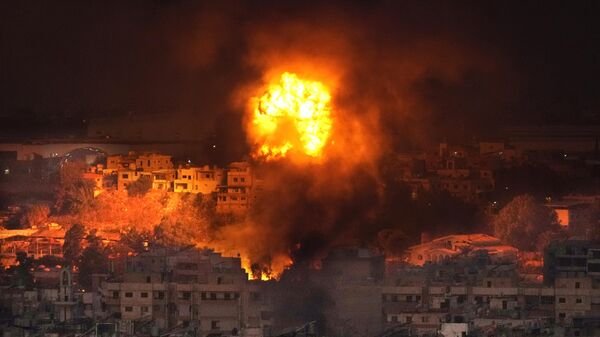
15 252 34 288
157 193 210 245
126 175 153 197
492 194 560 251
19 204 50 228
78 230 109 290
63 223 86 266
55 161 95 213
120 228 154 253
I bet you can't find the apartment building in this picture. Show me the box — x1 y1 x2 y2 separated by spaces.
173 165 224 194
106 152 173 173
117 169 152 191
99 247 273 337
217 162 255 214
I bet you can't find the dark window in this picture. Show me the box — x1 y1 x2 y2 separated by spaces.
201 292 207 300
487 281 492 288
112 291 119 299
211 320 220 329
589 263 600 272
576 298 583 303
125 292 133 298
559 298 566 303
405 316 412 323
210 293 217 300
125 306 133 312
541 296 554 304
558 257 571 266
146 276 151 283
141 292 148 298
576 282 581 289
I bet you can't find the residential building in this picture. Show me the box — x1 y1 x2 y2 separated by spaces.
405 234 518 266
217 162 255 214
99 247 273 337
173 165 223 194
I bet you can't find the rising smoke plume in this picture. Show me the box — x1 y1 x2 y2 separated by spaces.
205 1 510 276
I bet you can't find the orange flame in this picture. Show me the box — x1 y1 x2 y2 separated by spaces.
250 72 333 160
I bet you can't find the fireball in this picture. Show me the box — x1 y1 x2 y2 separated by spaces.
250 72 333 160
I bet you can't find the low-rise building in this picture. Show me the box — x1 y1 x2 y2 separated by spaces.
405 234 518 266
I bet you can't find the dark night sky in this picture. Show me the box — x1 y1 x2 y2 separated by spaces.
1 1 599 144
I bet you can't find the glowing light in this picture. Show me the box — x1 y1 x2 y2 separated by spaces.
250 72 333 160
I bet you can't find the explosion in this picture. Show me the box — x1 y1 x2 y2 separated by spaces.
250 72 333 160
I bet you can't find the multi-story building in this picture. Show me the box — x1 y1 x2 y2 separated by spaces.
99 247 273 336
117 169 152 191
173 165 224 194
107 152 173 191
217 162 256 214
135 153 173 172
152 169 177 191
106 152 173 173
